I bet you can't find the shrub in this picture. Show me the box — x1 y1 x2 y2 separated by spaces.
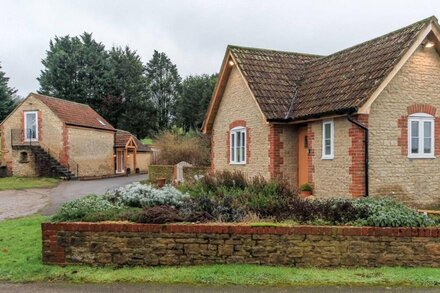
155 130 210 165
137 206 183 224
81 207 142 222
353 197 434 227
52 195 122 222
299 183 313 192
180 195 247 223
186 171 298 219
106 183 190 208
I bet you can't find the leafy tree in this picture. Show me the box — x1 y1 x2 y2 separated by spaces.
145 50 181 131
0 63 17 121
106 46 151 130
38 32 111 113
176 74 217 131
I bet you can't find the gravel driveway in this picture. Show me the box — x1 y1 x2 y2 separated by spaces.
0 174 147 220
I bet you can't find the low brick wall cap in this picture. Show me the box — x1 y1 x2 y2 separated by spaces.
42 222 440 238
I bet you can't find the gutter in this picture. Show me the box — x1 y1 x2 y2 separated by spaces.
347 114 369 197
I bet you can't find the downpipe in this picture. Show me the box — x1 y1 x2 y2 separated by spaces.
347 115 369 197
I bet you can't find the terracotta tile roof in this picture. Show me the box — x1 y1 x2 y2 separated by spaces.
115 129 150 152
31 93 115 131
229 16 437 121
230 46 321 120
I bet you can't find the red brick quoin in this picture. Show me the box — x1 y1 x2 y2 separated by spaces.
268 124 283 179
38 110 43 143
226 120 250 164
349 114 369 197
307 124 315 186
398 104 440 156
59 124 69 167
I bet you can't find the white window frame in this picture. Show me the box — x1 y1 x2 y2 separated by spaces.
408 113 435 159
24 111 38 142
322 120 334 160
230 126 246 165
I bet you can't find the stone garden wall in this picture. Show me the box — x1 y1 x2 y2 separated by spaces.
42 222 440 267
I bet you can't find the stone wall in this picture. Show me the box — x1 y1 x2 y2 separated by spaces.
136 152 151 173
67 126 115 177
279 125 298 187
369 46 440 207
311 117 352 198
10 147 38 177
211 66 270 179
43 222 440 267
1 95 64 176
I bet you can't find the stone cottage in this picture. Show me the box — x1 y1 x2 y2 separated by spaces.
203 16 440 207
0 93 151 179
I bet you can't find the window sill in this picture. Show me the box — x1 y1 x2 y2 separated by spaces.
408 155 435 159
229 162 246 165
321 156 334 160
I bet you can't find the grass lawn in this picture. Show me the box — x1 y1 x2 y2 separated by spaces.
1 215 440 287
0 177 60 191
141 138 153 145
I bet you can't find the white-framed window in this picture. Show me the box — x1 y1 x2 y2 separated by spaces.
24 111 38 141
322 120 334 159
408 113 435 159
230 127 246 164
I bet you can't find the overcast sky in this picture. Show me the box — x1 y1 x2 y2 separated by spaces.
1 0 440 96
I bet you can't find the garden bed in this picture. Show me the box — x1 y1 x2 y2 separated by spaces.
51 171 438 228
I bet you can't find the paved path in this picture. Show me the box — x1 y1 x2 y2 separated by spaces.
0 283 437 293
0 174 147 220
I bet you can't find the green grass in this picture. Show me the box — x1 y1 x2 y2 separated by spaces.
1 215 440 286
0 177 60 191
141 138 153 145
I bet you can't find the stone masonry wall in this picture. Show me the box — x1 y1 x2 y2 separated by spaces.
369 47 440 207
136 152 151 173
279 124 298 186
311 117 352 198
0 95 64 176
43 222 440 267
211 66 270 179
67 126 114 177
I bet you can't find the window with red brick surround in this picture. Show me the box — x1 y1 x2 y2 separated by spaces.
398 104 440 156
226 120 250 164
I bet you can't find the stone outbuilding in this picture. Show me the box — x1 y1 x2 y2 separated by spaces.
203 16 440 207
0 93 151 179
115 129 151 175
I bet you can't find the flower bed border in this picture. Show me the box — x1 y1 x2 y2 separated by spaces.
42 222 440 267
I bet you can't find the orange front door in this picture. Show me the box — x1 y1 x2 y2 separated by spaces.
297 126 309 187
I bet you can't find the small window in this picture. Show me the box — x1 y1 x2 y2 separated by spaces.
408 113 435 158
322 120 334 159
19 151 29 163
230 127 246 164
